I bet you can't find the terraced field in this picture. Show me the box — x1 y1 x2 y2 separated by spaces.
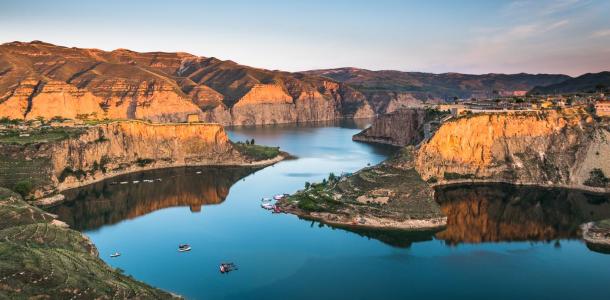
0 188 175 299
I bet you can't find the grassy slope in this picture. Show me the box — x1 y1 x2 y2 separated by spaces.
0 188 174 299
281 147 443 221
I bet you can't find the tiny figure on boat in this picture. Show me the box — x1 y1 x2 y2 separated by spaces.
178 244 191 252
110 251 121 258
219 262 238 274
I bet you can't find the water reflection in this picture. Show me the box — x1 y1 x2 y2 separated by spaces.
49 167 258 231
435 184 610 245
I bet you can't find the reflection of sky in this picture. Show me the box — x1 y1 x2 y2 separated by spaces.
75 123 610 300
2 0 609 75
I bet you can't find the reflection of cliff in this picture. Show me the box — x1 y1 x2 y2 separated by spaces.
49 167 257 231
435 184 610 245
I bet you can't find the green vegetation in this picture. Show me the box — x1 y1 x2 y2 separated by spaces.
0 188 173 299
12 180 32 198
444 172 474 180
0 127 85 145
233 141 280 161
135 158 155 167
58 167 87 182
584 168 609 187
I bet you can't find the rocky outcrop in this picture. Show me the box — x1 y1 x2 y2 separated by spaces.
0 188 174 299
416 109 610 192
277 147 447 230
0 41 373 125
0 121 285 197
583 221 610 253
353 109 427 146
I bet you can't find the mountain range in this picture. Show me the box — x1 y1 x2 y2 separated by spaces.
0 41 605 125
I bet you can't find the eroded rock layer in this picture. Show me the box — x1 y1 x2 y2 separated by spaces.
0 41 373 125
416 109 610 191
0 121 280 196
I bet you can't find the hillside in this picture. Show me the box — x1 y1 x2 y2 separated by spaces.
0 188 175 299
303 68 570 112
1 41 575 124
0 41 373 125
529 71 610 94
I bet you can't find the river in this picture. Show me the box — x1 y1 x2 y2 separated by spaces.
49 120 610 300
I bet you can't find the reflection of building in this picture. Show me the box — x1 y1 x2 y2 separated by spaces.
595 100 610 117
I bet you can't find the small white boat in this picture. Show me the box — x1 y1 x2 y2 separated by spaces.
155 178 162 181
132 180 140 184
273 194 284 200
261 197 273 202
120 181 128 185
110 252 121 258
261 202 275 210
178 244 191 252
196 171 202 174
143 179 154 183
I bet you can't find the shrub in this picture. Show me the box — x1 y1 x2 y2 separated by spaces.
584 168 609 187
135 158 154 167
13 180 33 197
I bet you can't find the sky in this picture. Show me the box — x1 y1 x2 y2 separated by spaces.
1 0 609 76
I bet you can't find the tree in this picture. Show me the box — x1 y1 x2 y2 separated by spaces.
304 182 310 189
250 138 255 145
13 180 33 198
328 172 336 182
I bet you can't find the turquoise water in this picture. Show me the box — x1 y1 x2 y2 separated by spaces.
51 120 610 300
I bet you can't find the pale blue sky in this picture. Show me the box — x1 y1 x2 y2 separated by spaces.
1 0 609 76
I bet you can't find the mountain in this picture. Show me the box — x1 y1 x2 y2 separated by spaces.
0 41 573 124
303 68 570 112
0 41 373 125
529 71 610 94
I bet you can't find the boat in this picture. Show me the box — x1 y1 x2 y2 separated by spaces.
220 262 238 273
178 244 191 252
273 194 284 200
261 197 272 202
110 252 121 258
196 171 202 174
132 180 139 184
120 181 128 185
261 202 274 210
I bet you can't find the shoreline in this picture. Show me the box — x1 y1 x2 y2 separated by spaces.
429 179 610 194
34 152 289 205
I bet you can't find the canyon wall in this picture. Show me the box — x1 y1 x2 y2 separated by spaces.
416 109 610 192
352 109 427 146
0 121 277 196
0 41 374 125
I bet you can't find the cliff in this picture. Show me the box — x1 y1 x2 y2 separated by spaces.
0 188 175 299
0 41 373 125
0 120 285 197
1 41 573 125
353 108 440 146
416 109 610 192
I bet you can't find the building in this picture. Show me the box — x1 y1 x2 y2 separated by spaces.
595 100 610 117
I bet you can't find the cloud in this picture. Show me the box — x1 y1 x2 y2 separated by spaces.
591 29 610 38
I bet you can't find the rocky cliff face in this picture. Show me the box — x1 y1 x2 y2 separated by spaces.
0 121 277 196
0 41 373 125
416 109 610 191
352 109 427 146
